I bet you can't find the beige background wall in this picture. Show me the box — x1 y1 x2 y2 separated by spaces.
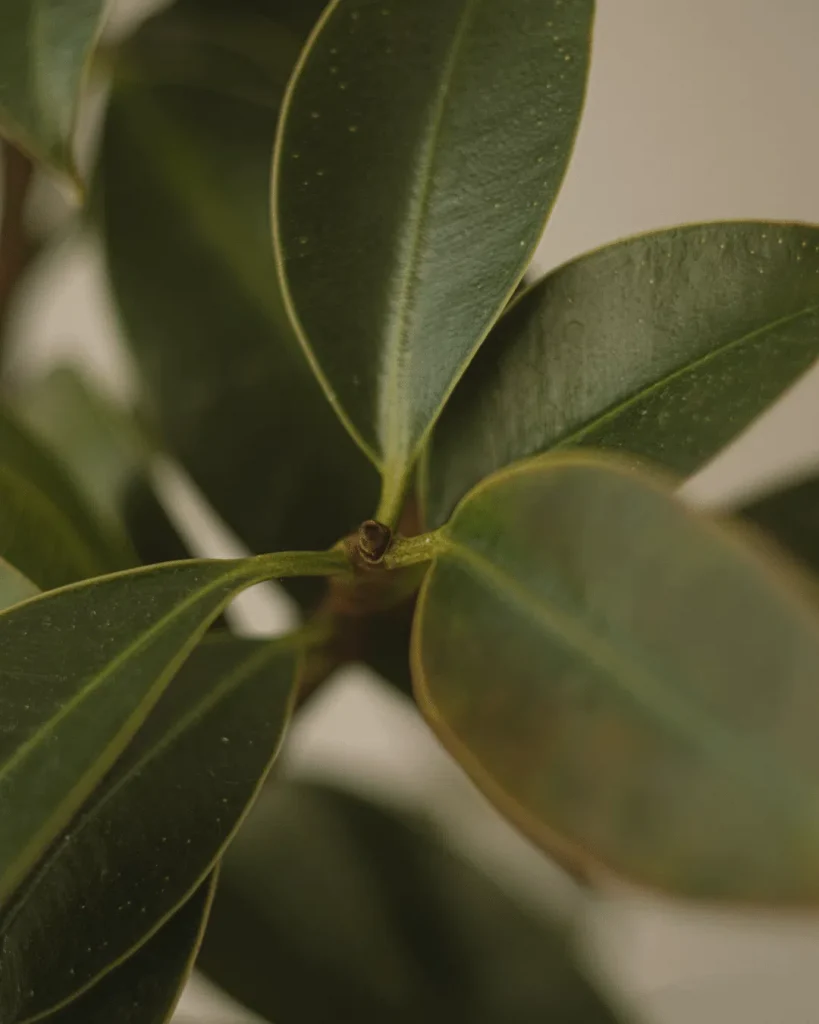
7 1 819 1021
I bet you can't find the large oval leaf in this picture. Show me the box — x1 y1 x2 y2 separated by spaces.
273 0 595 518
0 549 341 910
199 780 623 1024
45 877 215 1024
0 633 299 1022
0 0 107 174
743 472 819 578
97 0 377 598
413 454 819 903
423 222 819 527
0 405 134 587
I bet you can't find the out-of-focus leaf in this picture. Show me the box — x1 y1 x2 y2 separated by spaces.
273 0 595 519
743 472 819 577
0 404 134 588
358 597 416 699
414 453 819 903
97 0 377 605
0 0 106 174
423 223 819 528
0 548 342 912
198 780 624 1024
0 632 300 1021
0 557 37 611
44 877 215 1024
15 366 190 567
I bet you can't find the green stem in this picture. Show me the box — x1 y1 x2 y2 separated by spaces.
251 547 351 581
375 462 413 529
382 530 446 570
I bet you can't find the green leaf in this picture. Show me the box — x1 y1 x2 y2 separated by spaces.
0 557 38 612
97 0 377 601
0 632 300 1022
199 780 624 1024
17 367 150 532
423 222 819 528
272 0 595 519
0 548 341 912
743 472 819 577
0 404 135 588
413 453 819 903
0 0 107 175
44 877 215 1024
15 366 193 569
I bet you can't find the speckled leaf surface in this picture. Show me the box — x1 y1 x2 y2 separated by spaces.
0 633 298 1022
0 548 339 914
273 0 594 517
414 454 819 902
44 878 215 1024
423 222 819 527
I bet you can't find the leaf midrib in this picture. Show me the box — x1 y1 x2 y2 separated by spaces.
443 536 819 820
5 642 297 1023
379 0 479 468
48 640 292 850
0 564 249 788
554 302 819 452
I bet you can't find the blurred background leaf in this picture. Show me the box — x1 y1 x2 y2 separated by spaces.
198 778 626 1024
0 0 107 175
0 402 134 587
14 364 191 566
742 470 819 578
95 0 378 608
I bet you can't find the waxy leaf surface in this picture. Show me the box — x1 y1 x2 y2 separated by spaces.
415 455 819 902
274 0 594 516
424 223 819 527
1 633 299 1022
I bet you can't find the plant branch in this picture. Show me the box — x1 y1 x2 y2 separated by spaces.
0 141 36 356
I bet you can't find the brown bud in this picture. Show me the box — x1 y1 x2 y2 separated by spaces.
357 520 392 564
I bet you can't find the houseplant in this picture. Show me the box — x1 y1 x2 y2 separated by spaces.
0 0 818 1020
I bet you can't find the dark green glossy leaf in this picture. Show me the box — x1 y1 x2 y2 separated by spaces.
0 633 299 1022
0 548 340 911
97 0 377 600
0 404 134 588
273 0 595 518
414 454 819 903
423 222 819 528
0 558 37 612
16 366 193 569
44 878 215 1024
0 0 106 174
199 780 624 1024
743 472 819 577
